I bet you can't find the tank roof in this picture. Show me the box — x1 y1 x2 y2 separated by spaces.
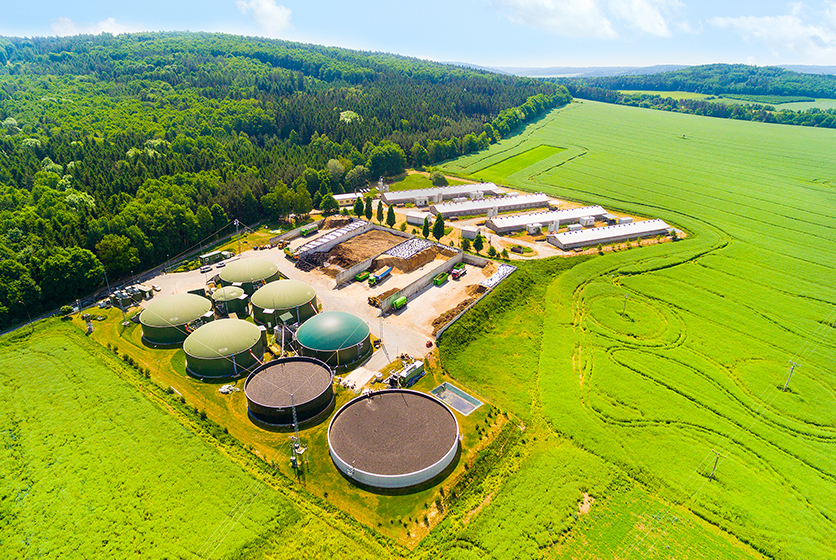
251 279 315 310
211 286 245 302
245 357 332 408
295 311 369 352
140 293 211 328
329 390 459 476
183 319 261 359
219 257 279 284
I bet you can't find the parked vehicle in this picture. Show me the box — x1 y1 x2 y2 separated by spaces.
368 266 393 286
452 268 466 280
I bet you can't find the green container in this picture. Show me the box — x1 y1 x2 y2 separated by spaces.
356 271 370 282
392 296 407 310
433 272 449 286
453 262 465 270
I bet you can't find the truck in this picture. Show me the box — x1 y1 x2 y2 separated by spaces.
433 272 449 286
452 267 466 280
283 247 296 260
392 296 407 310
300 225 317 237
368 266 392 287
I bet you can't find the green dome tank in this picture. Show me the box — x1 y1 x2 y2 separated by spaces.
140 293 212 346
251 279 317 326
294 311 371 367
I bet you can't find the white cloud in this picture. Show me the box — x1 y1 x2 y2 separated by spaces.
51 17 134 37
610 0 682 37
496 0 682 39
236 0 293 37
710 4 836 63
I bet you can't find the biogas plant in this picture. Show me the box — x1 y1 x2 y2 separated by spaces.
124 207 522 491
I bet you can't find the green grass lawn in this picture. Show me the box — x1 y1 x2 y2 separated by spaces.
439 99 836 559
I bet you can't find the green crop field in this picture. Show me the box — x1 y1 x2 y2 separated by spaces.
778 99 836 111
474 145 566 184
440 99 836 559
619 90 714 100
389 172 469 191
0 321 387 559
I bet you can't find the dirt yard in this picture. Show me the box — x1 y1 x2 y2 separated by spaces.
326 230 404 268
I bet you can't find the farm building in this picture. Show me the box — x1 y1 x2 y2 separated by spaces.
547 219 672 250
183 318 264 379
381 183 504 206
333 192 364 207
406 211 432 227
460 225 481 240
294 311 371 367
485 205 607 234
218 257 282 295
328 389 459 489
140 293 213 346
245 356 334 426
211 286 248 317
430 193 550 219
251 279 317 327
199 250 232 265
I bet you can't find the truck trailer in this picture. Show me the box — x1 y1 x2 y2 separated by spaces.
368 266 393 286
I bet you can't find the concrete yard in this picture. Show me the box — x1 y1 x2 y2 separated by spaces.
137 228 499 393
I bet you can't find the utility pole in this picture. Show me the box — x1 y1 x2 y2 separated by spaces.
783 361 799 392
234 219 241 256
709 450 725 481
18 300 33 333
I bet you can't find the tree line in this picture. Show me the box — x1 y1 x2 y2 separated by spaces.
0 32 571 328
555 63 836 98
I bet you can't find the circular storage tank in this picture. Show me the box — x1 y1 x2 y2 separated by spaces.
183 318 263 379
251 279 317 327
294 311 371 367
244 356 334 426
328 389 460 489
212 286 247 317
218 257 282 295
140 293 212 346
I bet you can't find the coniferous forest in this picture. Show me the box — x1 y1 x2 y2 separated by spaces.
0 32 571 328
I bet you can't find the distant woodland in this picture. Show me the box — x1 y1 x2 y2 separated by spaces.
0 32 570 328
555 64 836 128
560 64 836 97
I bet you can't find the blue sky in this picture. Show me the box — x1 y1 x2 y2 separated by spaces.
2 0 835 67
